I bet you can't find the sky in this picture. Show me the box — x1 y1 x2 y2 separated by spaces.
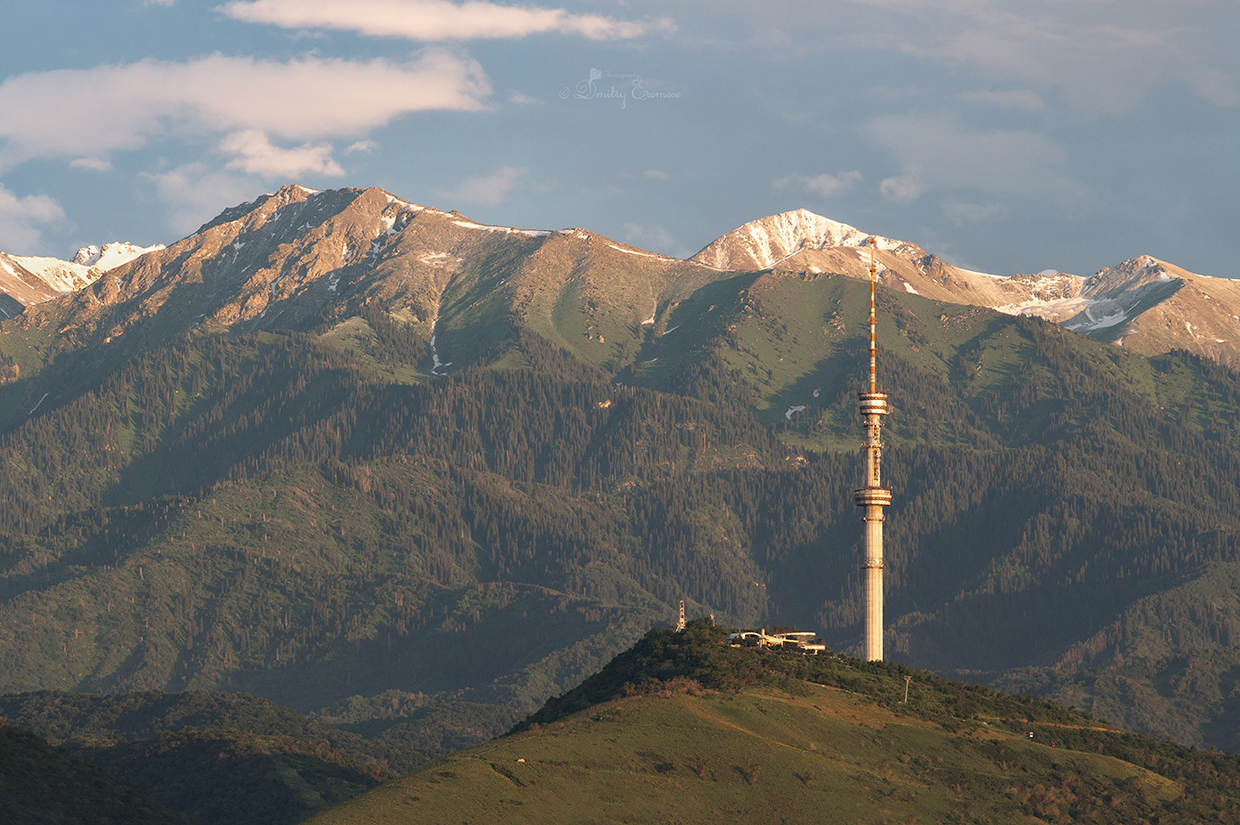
1 0 1237 279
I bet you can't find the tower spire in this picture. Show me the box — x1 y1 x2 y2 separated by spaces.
854 237 892 661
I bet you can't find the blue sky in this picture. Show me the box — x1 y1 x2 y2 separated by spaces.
1 1 1237 279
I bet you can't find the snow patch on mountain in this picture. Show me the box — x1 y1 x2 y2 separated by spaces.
419 252 461 268
990 257 1186 335
451 219 550 237
962 268 1005 281
607 243 664 259
14 242 163 293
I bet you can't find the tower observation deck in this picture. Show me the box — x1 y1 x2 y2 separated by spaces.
854 238 891 662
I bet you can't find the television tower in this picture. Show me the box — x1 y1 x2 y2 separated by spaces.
854 237 892 661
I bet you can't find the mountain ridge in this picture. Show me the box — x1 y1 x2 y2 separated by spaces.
0 241 162 309
3 188 1237 371
697 209 1240 366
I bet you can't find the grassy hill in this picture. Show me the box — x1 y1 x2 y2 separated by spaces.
311 622 1240 824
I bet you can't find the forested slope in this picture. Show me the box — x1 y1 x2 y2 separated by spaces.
2 232 1240 758
0 720 191 825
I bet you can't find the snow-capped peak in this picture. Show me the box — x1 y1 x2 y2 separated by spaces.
690 209 904 270
71 241 164 270
14 241 164 294
72 245 104 266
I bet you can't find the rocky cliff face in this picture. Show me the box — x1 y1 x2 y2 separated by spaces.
0 253 56 318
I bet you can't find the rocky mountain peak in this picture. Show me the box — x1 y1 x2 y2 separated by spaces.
690 209 878 270
70 241 165 271
1087 255 1180 298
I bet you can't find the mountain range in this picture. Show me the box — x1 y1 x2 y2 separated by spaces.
0 241 161 320
691 207 1240 367
5 188 1236 369
2 182 1240 784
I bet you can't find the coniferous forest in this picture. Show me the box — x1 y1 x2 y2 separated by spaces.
4 196 1240 820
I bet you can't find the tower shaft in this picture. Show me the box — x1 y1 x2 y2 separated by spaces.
855 394 890 660
854 238 891 662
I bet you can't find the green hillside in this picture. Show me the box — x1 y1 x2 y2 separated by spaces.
311 623 1240 825
3 247 1240 757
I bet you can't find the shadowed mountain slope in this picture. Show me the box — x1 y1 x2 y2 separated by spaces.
0 722 192 825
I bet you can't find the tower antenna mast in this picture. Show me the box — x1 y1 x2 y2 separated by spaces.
854 237 892 661
869 237 878 394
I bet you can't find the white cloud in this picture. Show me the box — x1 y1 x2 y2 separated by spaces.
139 163 259 236
878 173 924 205
959 89 1044 112
437 166 527 205
220 129 345 178
841 0 1240 115
0 51 490 170
866 112 1086 207
70 157 114 172
643 169 670 181
1191 67 1240 108
508 92 541 105
773 170 862 198
0 184 66 253
345 139 379 154
622 222 689 258
942 200 1009 225
220 0 675 41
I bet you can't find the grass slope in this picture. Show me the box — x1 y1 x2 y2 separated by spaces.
313 623 1240 824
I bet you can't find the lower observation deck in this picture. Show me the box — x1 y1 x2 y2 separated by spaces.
854 486 893 507
858 392 889 416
